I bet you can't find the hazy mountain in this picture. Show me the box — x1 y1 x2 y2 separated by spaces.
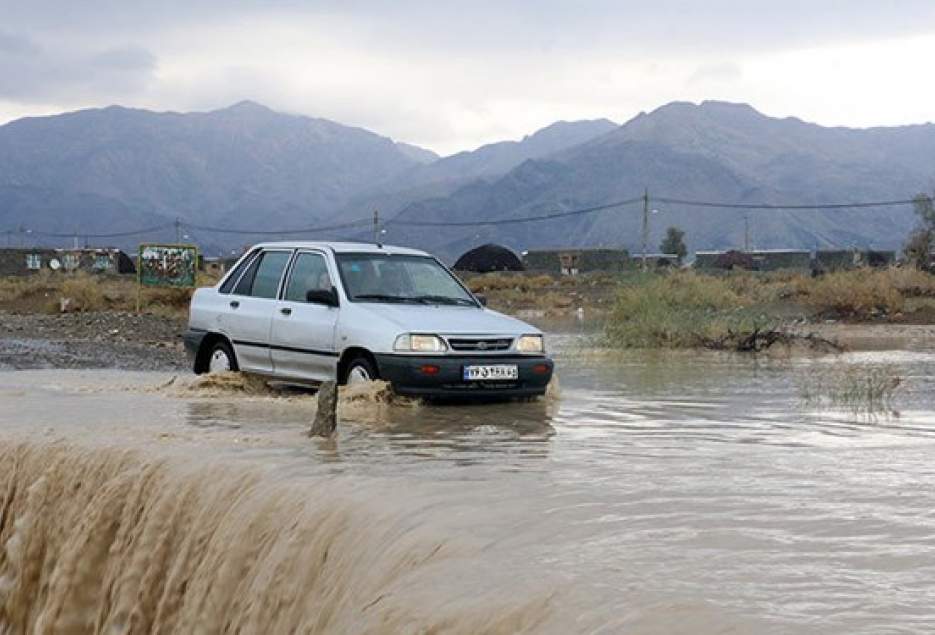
384 101 935 259
332 118 619 226
0 101 433 248
407 118 618 185
3 99 934 259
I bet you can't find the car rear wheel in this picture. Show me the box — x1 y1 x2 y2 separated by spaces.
207 340 238 373
344 356 378 385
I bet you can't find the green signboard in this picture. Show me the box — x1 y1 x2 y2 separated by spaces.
138 243 198 288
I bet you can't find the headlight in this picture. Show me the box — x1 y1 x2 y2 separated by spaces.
394 333 448 353
516 334 544 353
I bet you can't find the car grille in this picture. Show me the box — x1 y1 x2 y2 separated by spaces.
446 337 513 352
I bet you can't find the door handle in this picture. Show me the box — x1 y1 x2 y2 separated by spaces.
280 307 292 316
230 300 240 309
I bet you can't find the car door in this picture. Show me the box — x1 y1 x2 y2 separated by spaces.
270 250 340 381
225 249 293 373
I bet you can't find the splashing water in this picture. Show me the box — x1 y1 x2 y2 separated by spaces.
0 443 554 634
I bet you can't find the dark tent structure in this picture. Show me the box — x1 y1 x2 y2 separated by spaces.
454 244 524 273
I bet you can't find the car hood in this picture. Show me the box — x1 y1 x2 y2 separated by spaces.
354 303 539 335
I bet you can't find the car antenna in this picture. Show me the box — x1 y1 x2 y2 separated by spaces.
373 209 383 248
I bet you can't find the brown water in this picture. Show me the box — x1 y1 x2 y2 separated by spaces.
2 337 935 633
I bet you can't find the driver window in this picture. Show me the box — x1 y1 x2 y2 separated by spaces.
284 252 331 302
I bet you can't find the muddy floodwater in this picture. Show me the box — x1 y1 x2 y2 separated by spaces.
2 334 935 633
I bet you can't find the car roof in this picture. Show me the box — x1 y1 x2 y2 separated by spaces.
252 241 431 256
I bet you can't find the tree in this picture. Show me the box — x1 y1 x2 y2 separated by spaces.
904 228 933 270
914 193 935 230
904 193 935 269
659 226 687 264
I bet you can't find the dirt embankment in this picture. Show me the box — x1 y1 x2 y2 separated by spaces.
0 311 187 370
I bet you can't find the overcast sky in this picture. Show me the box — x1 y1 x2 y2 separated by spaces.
2 1 934 155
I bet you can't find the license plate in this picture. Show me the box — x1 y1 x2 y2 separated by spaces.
463 364 518 381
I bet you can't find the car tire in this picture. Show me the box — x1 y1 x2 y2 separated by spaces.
343 356 378 385
206 340 238 374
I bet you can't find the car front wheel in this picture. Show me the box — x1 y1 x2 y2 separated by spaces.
344 356 378 385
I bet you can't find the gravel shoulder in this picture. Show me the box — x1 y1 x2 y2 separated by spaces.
0 311 188 371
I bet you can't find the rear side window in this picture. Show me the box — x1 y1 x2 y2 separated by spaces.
219 250 258 294
231 251 291 298
248 251 292 299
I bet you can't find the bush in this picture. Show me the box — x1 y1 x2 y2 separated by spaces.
61 273 106 312
801 269 904 319
605 272 766 348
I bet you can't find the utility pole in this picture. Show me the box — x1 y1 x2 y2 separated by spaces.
744 213 750 252
641 188 649 271
372 210 380 245
175 217 182 243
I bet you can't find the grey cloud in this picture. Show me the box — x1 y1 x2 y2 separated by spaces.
688 62 743 85
0 34 157 102
0 31 39 55
91 46 156 72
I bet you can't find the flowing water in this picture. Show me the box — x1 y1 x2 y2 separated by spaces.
2 335 935 633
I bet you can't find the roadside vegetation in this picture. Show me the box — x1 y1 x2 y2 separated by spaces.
3 264 935 353
0 271 220 316
604 267 935 351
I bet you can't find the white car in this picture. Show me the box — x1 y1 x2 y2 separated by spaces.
184 242 554 398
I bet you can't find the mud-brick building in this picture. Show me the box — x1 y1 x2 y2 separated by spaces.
523 248 629 275
693 250 729 270
694 249 811 272
0 248 135 276
747 249 812 271
814 249 896 272
0 248 58 276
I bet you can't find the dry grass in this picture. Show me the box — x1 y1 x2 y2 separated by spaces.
0 271 221 315
798 270 904 319
60 273 106 311
466 272 555 293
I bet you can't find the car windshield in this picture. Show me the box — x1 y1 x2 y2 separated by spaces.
336 253 477 305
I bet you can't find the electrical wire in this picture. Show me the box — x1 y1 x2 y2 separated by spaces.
184 217 372 235
6 194 929 237
388 197 644 227
652 197 922 210
25 223 176 239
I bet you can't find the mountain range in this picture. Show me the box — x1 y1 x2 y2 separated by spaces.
1 100 933 260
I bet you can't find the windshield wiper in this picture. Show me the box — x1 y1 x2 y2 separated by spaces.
412 295 476 306
353 293 420 303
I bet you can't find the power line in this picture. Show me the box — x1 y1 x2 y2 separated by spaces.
25 223 175 239
4 194 928 239
388 197 644 227
183 217 372 236
652 196 923 210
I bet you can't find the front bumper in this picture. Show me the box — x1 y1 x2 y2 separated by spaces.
374 353 554 399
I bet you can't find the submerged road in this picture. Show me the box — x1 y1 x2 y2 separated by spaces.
1 341 935 632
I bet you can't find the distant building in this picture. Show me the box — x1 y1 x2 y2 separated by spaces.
631 253 680 269
202 257 227 277
523 248 629 275
814 249 896 272
694 249 811 272
0 248 135 277
453 244 524 273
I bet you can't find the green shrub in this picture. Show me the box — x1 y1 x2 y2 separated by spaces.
604 272 769 348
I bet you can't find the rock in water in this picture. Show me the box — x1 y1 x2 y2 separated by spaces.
310 381 338 437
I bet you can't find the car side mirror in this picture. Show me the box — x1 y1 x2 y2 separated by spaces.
306 287 339 307
475 293 488 307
